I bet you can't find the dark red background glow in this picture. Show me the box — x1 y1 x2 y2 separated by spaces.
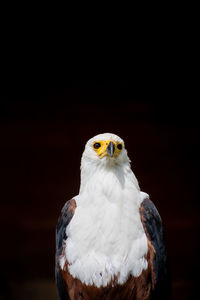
0 80 199 299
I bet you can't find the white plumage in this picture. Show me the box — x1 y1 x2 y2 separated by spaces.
60 133 149 287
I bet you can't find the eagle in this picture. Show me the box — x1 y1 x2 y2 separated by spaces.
55 133 170 300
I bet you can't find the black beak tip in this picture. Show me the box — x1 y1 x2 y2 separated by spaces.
107 141 115 157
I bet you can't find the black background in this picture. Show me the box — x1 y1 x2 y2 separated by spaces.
0 80 199 299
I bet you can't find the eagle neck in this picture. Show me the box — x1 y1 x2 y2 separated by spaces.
79 157 136 197
78 159 140 207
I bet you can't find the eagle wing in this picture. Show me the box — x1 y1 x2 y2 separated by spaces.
140 197 171 300
55 199 76 300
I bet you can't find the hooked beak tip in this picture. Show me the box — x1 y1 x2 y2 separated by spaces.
107 141 115 157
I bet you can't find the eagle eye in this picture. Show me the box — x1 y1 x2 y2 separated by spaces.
117 143 122 150
93 142 101 149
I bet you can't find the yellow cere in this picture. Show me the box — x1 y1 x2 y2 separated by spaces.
93 140 123 159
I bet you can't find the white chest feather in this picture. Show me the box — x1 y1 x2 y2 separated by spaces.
61 164 148 287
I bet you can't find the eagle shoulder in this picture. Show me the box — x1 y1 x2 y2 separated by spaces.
140 197 171 299
56 199 76 255
55 198 77 300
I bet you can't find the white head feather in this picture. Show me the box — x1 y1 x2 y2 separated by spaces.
80 133 139 193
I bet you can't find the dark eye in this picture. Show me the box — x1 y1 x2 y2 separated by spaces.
117 143 122 150
93 142 101 149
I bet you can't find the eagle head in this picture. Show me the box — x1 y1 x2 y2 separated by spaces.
81 133 130 167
